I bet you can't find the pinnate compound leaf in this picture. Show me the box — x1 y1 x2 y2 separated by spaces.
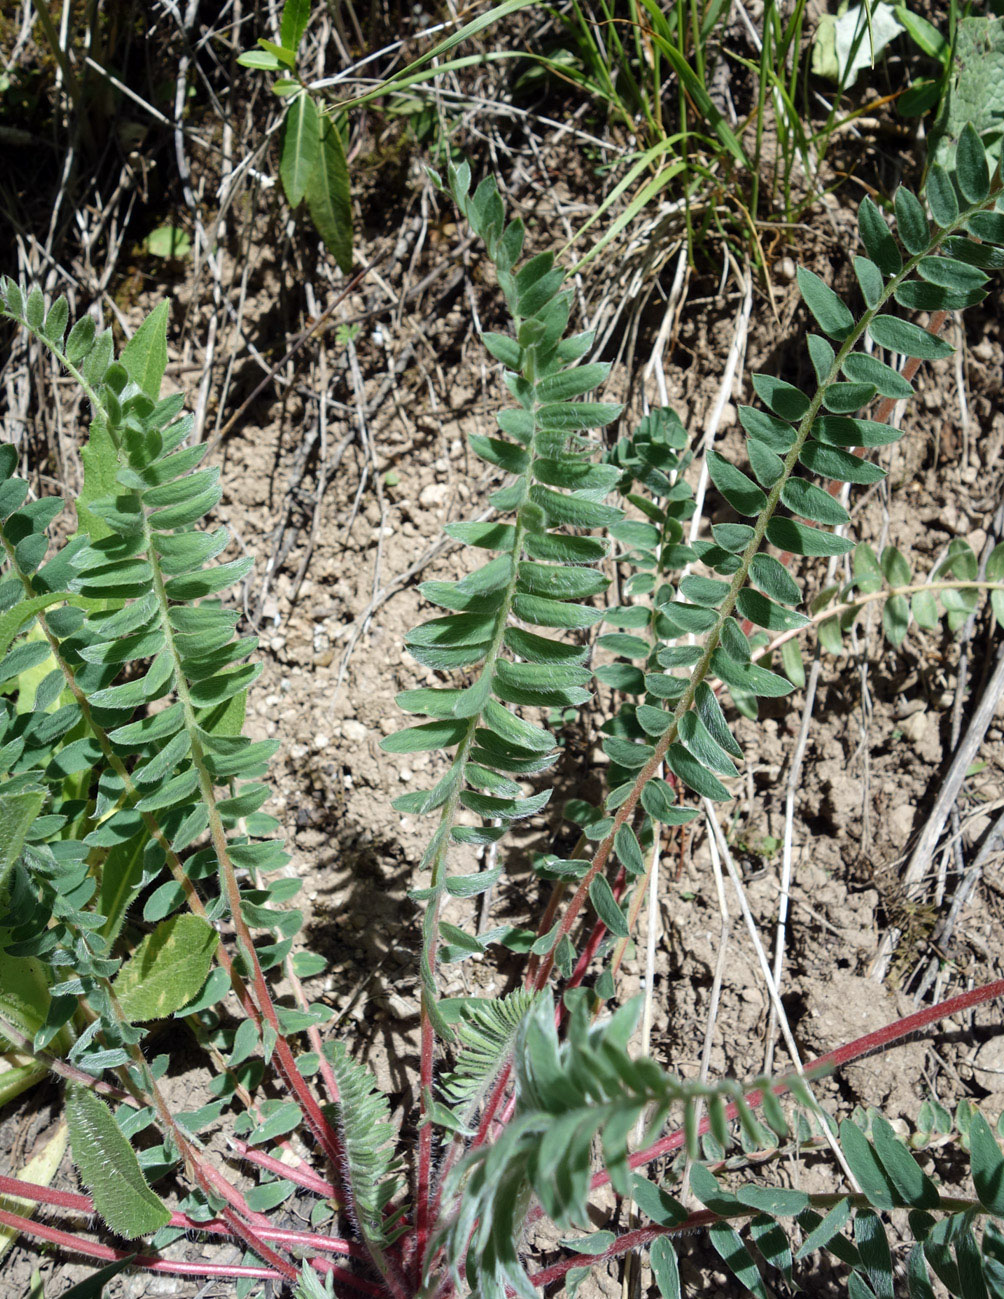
797 267 854 340
66 1086 170 1238
113 915 220 1021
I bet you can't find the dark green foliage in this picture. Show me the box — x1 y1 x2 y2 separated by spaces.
0 279 318 1227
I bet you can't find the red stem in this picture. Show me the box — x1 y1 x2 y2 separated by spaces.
529 1216 715 1288
527 975 1004 1223
415 988 437 1284
0 1207 281 1282
230 1137 340 1198
0 1176 359 1257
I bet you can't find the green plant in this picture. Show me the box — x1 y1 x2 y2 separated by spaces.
2 121 1004 1299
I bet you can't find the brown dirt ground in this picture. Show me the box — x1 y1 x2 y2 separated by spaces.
2 8 1004 1298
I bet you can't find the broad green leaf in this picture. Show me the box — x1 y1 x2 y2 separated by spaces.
870 1112 939 1208
907 1242 937 1299
796 1197 852 1259
894 186 930 255
842 351 913 400
797 267 854 340
736 588 809 632
66 1086 170 1237
666 742 730 800
868 315 953 361
751 374 810 420
956 122 990 204
767 517 854 556
750 553 801 604
737 1185 809 1216
854 256 885 308
708 1222 769 1299
712 647 795 697
113 915 220 1021
883 593 910 646
855 1209 894 1298
120 301 169 400
917 256 988 291
706 452 766 516
812 414 900 448
589 874 629 937
650 1237 681 1299
306 114 352 273
800 442 885 484
678 709 738 775
971 1111 1004 1214
859 196 902 276
280 0 310 52
750 1213 793 1287
281 92 320 207
807 332 836 383
0 783 45 891
782 478 849 526
838 1117 898 1210
781 637 805 687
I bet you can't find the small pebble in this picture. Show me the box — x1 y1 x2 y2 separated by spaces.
419 482 449 509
